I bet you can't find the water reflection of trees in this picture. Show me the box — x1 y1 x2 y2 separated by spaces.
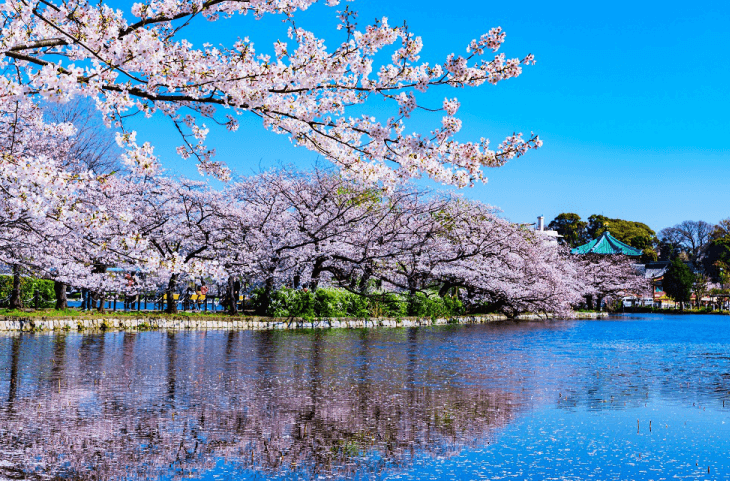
0 330 521 480
5 322 724 479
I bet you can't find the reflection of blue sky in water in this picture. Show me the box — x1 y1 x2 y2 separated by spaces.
193 315 730 479
1 314 730 479
388 402 730 480
200 402 730 480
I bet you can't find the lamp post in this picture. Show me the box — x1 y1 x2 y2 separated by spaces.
720 267 724 312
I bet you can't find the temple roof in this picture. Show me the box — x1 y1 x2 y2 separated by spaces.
570 232 643 256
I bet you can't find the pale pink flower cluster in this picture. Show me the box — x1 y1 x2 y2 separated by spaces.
467 27 506 55
0 0 540 187
443 98 460 116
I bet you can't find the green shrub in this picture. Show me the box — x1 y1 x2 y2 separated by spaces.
346 293 371 318
249 287 269 315
314 289 350 317
406 292 429 317
256 287 316 319
368 292 407 317
250 286 462 319
443 295 464 316
0 275 55 308
407 292 463 318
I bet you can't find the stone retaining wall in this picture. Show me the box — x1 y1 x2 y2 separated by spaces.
0 312 608 332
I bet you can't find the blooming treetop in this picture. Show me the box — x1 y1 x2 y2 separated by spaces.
204 169 593 316
0 0 541 186
0 142 646 316
0 98 150 302
577 254 649 305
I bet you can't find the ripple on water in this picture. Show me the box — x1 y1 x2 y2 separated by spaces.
0 314 728 479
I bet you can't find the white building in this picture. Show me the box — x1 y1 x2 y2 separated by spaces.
534 216 561 244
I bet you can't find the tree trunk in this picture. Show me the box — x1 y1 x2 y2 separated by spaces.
166 274 179 314
585 294 594 311
80 288 88 310
89 264 108 313
9 264 22 310
95 292 106 313
358 264 373 295
227 275 239 315
438 282 453 298
309 264 322 291
54 281 68 310
407 276 418 297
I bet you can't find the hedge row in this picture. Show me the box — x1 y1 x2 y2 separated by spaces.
250 287 463 319
0 275 55 308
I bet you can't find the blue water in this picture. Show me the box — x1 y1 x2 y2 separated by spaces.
0 314 728 480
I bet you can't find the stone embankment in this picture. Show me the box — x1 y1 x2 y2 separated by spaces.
0 312 607 332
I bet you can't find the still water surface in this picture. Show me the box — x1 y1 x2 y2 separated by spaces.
0 314 729 480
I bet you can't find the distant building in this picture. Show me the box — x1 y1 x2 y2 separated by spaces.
641 261 673 307
570 232 643 256
571 232 650 307
534 216 561 244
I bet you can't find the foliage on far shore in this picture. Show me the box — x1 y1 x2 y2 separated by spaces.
0 276 55 309
251 287 464 320
0 286 466 320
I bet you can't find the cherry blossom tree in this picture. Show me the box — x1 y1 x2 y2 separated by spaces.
378 200 584 317
108 175 229 313
0 95 149 310
0 0 541 187
215 169 587 317
576 254 648 310
0 98 86 308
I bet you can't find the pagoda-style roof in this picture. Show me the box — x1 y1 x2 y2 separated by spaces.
570 232 643 256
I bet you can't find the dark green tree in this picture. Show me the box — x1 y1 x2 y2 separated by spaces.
587 215 657 248
586 214 658 260
547 213 588 248
658 240 681 261
700 218 730 281
641 248 658 262
700 239 730 281
662 258 695 311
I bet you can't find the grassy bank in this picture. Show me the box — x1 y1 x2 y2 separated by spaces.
0 308 238 319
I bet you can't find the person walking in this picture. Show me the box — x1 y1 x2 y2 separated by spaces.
195 285 203 311
199 281 209 311
184 285 194 311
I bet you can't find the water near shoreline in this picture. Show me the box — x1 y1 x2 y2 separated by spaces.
0 314 729 480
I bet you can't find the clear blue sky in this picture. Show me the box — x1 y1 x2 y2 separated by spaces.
119 0 730 233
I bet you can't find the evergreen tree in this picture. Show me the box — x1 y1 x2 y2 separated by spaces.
662 259 695 311
547 213 588 247
587 215 657 250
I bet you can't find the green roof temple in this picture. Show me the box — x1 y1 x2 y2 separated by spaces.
570 232 643 256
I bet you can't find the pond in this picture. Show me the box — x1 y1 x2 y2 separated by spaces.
0 314 729 480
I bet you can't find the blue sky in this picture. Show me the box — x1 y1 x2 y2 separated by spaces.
120 0 730 232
